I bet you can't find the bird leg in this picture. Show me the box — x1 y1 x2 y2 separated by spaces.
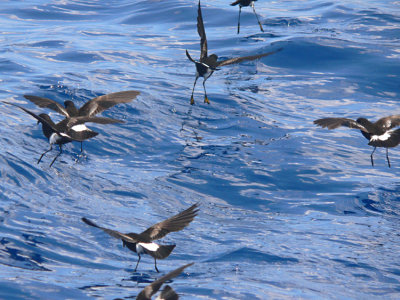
38 145 53 164
370 147 376 167
251 2 264 32
203 78 210 104
80 141 83 153
237 6 241 34
190 75 199 105
154 257 159 273
134 254 141 272
386 148 391 168
49 145 62 167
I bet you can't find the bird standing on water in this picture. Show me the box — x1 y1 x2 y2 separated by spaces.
136 262 194 300
186 0 281 105
314 116 400 167
3 101 122 167
82 203 199 272
231 0 264 34
24 90 140 151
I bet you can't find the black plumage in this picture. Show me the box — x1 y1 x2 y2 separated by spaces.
24 90 140 151
82 203 199 272
3 101 120 167
24 90 140 118
186 1 280 105
314 116 400 167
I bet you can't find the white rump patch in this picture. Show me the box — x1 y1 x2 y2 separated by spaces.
49 133 60 145
71 124 88 132
370 131 391 142
139 242 160 252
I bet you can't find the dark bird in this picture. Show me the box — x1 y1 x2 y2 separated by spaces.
82 203 199 272
24 90 140 151
186 0 280 105
3 101 122 167
231 0 264 34
314 116 400 167
136 262 194 300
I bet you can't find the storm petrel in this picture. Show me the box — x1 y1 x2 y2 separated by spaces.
24 90 140 151
136 262 194 300
3 101 122 167
314 116 400 167
231 0 264 34
82 203 199 272
186 0 280 105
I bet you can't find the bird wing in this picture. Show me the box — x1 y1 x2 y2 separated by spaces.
139 203 199 241
81 217 139 244
78 90 140 117
3 101 68 137
314 118 368 132
136 263 194 300
186 50 197 63
23 95 69 117
217 48 282 67
197 1 208 61
376 115 400 130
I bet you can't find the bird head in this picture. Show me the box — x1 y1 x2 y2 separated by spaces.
64 100 74 108
356 117 370 126
38 113 51 125
209 54 218 61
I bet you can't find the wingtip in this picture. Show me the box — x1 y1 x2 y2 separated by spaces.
313 119 324 127
82 217 96 227
113 119 125 124
185 50 195 63
190 202 200 215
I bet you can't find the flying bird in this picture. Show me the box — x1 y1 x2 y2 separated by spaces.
82 203 199 272
231 0 264 34
24 90 140 151
3 101 122 167
186 0 280 105
136 263 194 300
314 116 400 167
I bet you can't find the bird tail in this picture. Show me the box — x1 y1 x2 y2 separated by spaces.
68 129 98 141
368 129 400 148
146 244 176 259
230 0 241 6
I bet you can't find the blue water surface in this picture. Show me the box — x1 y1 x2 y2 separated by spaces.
0 0 400 299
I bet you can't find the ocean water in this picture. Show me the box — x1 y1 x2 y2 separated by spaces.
0 0 400 299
